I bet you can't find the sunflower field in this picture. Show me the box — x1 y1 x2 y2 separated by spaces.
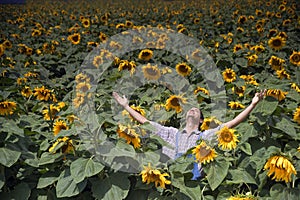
0 0 300 199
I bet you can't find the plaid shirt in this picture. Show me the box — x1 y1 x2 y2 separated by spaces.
149 121 223 159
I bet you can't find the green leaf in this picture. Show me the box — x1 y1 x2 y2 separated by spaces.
240 142 252 155
70 157 104 183
227 168 257 184
1 121 24 137
204 158 229 191
0 147 21 167
91 172 130 200
254 97 278 116
37 171 60 189
39 152 62 165
270 184 300 200
0 182 31 200
274 117 298 139
56 169 87 198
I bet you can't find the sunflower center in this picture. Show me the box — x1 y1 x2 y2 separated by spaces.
73 35 79 42
142 52 150 57
291 54 299 62
179 65 188 73
221 131 233 142
272 39 282 47
170 97 180 106
226 72 234 79
199 146 211 157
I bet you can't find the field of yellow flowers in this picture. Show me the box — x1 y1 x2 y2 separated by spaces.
0 0 299 199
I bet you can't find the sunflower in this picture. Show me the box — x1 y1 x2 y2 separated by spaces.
99 32 107 42
122 105 146 122
21 86 33 98
237 15 247 24
17 77 27 85
2 40 12 49
125 20 134 28
216 126 239 150
251 45 265 54
92 55 103 68
165 94 187 113
192 141 217 164
233 44 243 53
264 155 297 183
293 107 300 124
289 51 300 66
0 101 17 116
81 18 90 28
34 86 57 102
276 69 290 80
73 93 85 108
49 136 74 154
175 62 192 77
228 101 245 109
200 117 222 131
68 33 81 45
222 68 236 83
240 75 259 86
140 163 171 189
117 124 141 149
138 49 153 61
118 60 136 75
75 73 90 83
266 89 288 101
268 55 285 70
291 83 300 93
142 63 161 80
247 54 257 66
268 29 278 38
0 44 5 57
194 86 209 96
227 194 257 200
53 120 69 136
232 86 246 97
268 36 286 51
43 103 65 121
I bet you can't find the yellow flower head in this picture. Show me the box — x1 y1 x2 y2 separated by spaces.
117 124 141 149
216 126 239 150
53 120 69 136
34 86 57 102
165 94 187 113
192 141 217 164
68 33 81 45
222 68 236 83
21 86 33 98
142 63 161 80
93 55 103 68
200 117 222 131
175 62 192 77
293 107 300 124
289 51 300 66
49 136 74 154
268 56 285 70
138 49 153 61
268 36 286 51
140 163 171 189
264 155 297 183
232 86 246 97
0 101 17 116
118 60 136 75
76 82 91 93
228 101 245 109
233 44 243 53
276 68 290 80
239 75 259 86
266 89 288 101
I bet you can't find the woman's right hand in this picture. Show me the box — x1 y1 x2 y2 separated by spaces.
112 92 128 107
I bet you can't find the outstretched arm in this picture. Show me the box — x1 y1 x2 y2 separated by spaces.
223 89 266 128
112 92 149 124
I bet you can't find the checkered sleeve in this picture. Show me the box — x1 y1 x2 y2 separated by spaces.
149 121 178 145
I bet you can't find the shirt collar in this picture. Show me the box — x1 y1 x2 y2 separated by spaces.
182 129 201 135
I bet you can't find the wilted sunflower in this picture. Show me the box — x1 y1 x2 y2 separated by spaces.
140 163 171 189
68 33 81 45
117 124 141 149
268 55 285 70
118 60 136 75
165 94 187 113
0 101 17 116
21 86 32 98
266 89 288 101
293 107 300 124
175 62 192 76
53 120 69 136
122 105 146 122
192 141 217 164
142 63 161 80
138 49 153 61
228 101 245 109
264 155 297 183
49 136 74 154
268 36 286 51
222 68 236 83
216 126 239 150
289 51 300 66
200 117 222 131
34 86 57 102
276 69 290 80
